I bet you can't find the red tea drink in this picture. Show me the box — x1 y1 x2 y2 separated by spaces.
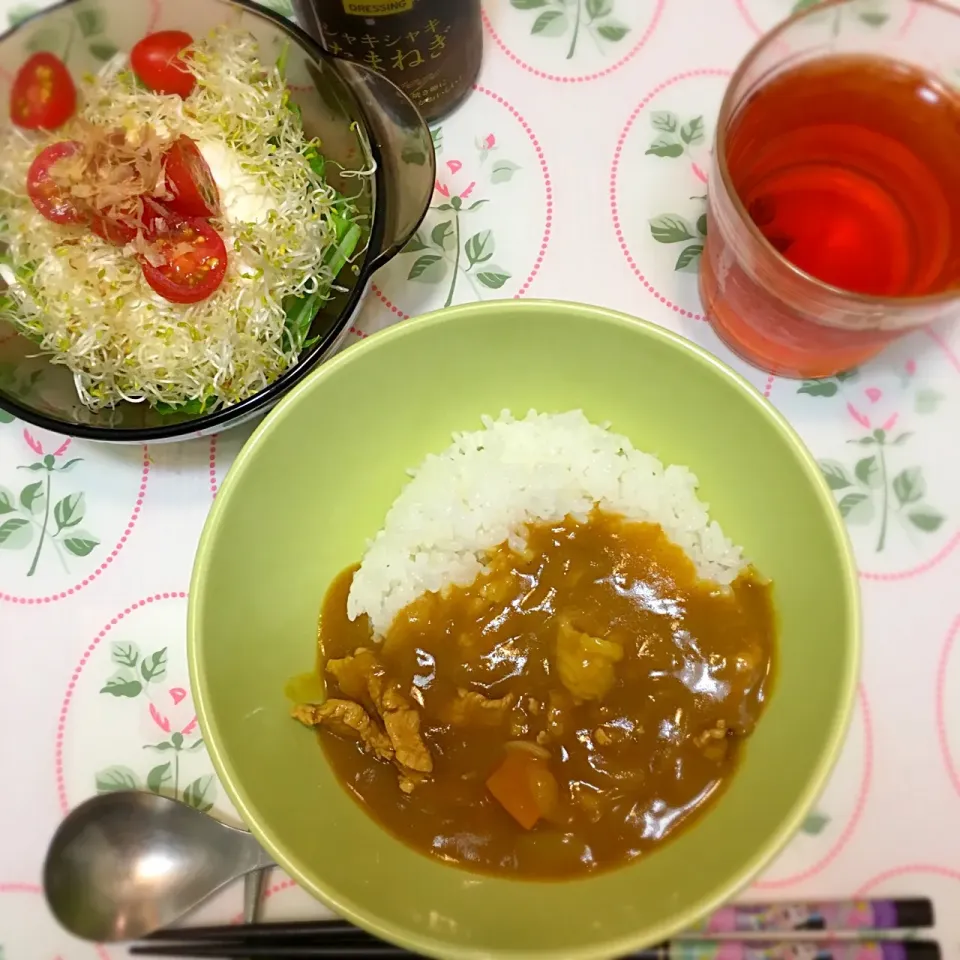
702 50 960 378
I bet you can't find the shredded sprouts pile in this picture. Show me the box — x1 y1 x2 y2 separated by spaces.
0 26 363 411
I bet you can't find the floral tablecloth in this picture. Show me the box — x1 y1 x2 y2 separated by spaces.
2 0 960 956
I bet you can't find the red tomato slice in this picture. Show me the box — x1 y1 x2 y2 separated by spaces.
130 31 196 98
139 217 227 304
10 52 76 130
89 212 139 246
26 141 85 224
163 136 220 218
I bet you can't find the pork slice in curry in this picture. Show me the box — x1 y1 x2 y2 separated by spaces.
294 510 776 880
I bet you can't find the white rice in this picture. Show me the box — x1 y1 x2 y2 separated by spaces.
347 410 746 637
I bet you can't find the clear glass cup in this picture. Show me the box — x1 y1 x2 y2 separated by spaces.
700 0 960 379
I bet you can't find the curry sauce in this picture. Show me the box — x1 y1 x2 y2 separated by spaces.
297 511 776 879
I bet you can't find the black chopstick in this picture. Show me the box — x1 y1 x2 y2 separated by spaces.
129 937 941 960
144 919 358 942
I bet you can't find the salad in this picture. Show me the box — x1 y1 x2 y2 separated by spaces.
0 27 364 413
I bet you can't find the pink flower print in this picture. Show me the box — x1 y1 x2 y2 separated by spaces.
484 134 496 149
905 358 917 376
847 388 899 433
23 428 70 458
691 161 708 184
435 159 476 201
150 686 198 736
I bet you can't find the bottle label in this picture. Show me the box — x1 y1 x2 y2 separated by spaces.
342 0 415 14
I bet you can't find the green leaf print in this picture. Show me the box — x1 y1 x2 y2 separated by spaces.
490 160 520 184
25 27 63 54
915 389 945 414
596 19 629 41
792 0 821 12
649 215 694 244
820 460 852 490
8 4 39 26
647 113 705 159
645 139 684 159
476 266 512 289
408 254 448 284
403 233 428 254
100 672 143 698
183 775 217 813
858 11 888 27
696 214 708 237
680 117 705 145
465 230 495 266
837 492 868 517
141 648 168 683
854 456 881 489
0 489 13 514
63 533 99 557
674 244 703 270
431 221 455 250
908 508 944 532
53 492 84 531
532 10 567 36
893 467 925 506
586 0 613 15
651 111 678 133
75 8 105 37
0 517 30 547
96 765 140 792
0 409 15 424
800 810 830 834
89 41 119 61
513 0 630 58
111 642 140 668
147 762 173 795
828 429 944 551
19 481 44 513
255 0 295 16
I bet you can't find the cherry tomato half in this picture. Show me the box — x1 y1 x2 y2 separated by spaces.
163 136 220 218
89 211 139 246
130 31 196 98
139 217 227 304
10 52 76 130
26 141 85 224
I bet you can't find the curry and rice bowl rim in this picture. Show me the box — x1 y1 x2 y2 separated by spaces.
188 299 860 960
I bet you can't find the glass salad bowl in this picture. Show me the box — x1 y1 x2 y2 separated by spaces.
0 0 435 442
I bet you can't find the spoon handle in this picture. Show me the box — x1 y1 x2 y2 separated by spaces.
243 868 268 924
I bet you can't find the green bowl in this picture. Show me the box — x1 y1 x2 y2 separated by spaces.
188 300 859 960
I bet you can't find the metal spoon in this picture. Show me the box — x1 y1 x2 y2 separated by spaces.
43 790 275 943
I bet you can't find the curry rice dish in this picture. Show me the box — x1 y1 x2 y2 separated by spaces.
294 410 776 879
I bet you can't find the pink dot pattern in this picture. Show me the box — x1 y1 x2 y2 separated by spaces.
480 0 665 84
371 84 553 319
209 434 219 500
937 613 960 801
0 445 151 605
610 69 731 321
55 592 189 816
